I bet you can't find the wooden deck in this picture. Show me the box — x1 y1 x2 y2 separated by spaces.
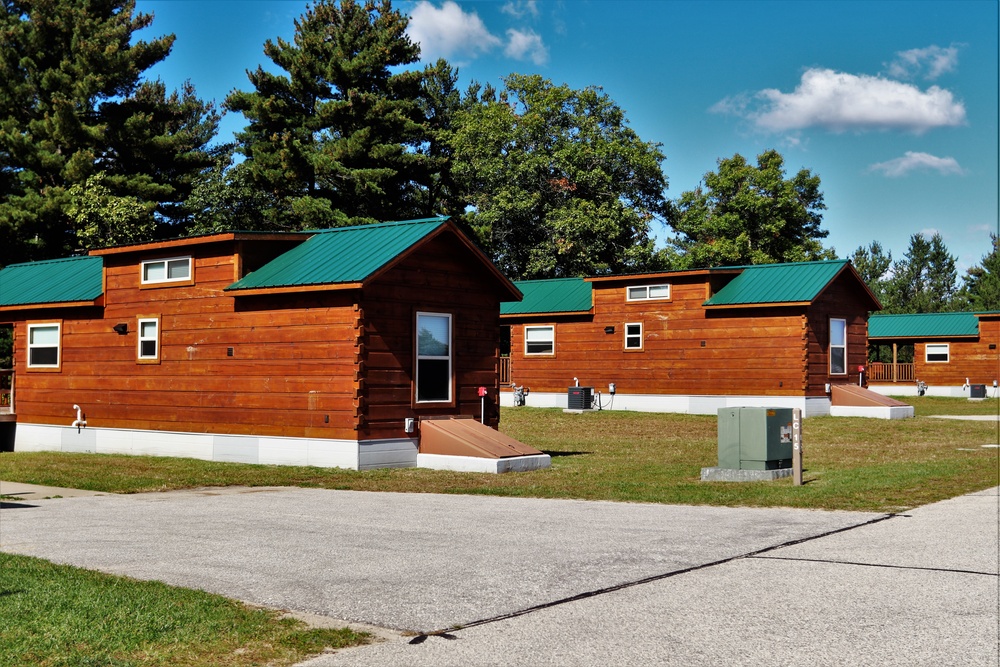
867 362 915 383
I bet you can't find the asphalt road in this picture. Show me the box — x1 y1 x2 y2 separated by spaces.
1 485 997 666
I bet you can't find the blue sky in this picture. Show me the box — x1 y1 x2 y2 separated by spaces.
136 0 999 276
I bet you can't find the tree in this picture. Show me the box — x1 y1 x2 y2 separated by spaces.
667 150 834 268
960 234 1000 311
850 241 893 307
0 0 218 264
414 59 464 219
450 74 669 280
185 148 283 234
67 172 156 249
883 232 960 313
225 0 426 229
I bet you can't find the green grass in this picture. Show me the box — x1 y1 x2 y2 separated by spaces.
0 396 996 513
0 553 370 667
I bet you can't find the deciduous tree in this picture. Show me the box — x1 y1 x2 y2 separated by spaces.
451 74 669 279
667 150 833 268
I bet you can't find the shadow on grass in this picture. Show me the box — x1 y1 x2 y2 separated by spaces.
543 450 590 458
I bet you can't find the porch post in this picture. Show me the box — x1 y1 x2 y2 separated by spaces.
892 343 898 382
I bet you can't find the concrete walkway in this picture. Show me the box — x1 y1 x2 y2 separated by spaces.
0 484 997 666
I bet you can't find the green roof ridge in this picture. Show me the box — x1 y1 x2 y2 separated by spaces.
704 259 850 306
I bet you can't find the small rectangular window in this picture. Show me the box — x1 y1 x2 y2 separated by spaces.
625 322 643 350
27 322 61 369
416 312 451 403
141 257 192 285
829 318 847 375
626 284 670 301
926 343 950 363
137 317 160 362
524 325 554 355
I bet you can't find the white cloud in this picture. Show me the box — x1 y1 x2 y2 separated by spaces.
868 151 966 177
886 45 960 80
502 0 539 18
713 68 966 134
504 28 548 65
407 1 501 62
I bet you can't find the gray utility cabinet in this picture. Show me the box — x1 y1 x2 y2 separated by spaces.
717 408 793 470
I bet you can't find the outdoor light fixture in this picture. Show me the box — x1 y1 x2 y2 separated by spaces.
604 326 615 334
113 323 128 335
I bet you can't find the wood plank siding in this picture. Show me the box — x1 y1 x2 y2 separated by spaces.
913 314 1000 386
505 269 872 398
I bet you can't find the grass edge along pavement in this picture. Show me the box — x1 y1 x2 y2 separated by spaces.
0 552 372 667
0 396 996 513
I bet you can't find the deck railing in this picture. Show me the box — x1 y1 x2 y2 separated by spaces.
0 369 12 413
499 356 511 385
867 362 914 383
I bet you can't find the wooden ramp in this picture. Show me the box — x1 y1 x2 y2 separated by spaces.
832 384 911 408
419 416 543 459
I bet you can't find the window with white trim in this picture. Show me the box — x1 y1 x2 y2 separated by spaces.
829 318 847 375
137 317 160 362
27 322 60 369
141 256 191 284
925 343 950 363
625 322 643 350
416 312 451 403
524 325 554 355
626 284 670 301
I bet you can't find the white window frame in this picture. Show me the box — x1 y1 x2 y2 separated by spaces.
524 325 555 356
925 343 950 363
27 322 61 369
415 311 452 404
626 284 670 301
137 317 160 362
829 318 847 375
141 256 192 285
624 322 643 350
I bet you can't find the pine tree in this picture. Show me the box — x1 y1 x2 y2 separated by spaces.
961 234 1000 311
0 0 218 264
883 233 959 313
226 0 425 229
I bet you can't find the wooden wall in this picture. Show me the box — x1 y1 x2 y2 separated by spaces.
359 232 503 439
505 270 875 398
12 242 361 440
913 315 1000 386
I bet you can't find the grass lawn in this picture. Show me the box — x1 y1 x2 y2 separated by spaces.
0 553 370 667
0 396 996 513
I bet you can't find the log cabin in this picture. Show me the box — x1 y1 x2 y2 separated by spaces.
0 217 549 472
867 311 1000 398
500 260 881 417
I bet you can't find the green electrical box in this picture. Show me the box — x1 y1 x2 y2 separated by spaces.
717 408 793 470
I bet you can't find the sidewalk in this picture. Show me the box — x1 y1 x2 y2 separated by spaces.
0 480 110 501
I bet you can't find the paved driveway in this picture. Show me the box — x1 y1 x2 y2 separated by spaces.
1 486 997 666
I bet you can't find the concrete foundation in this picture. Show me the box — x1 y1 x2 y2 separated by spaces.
700 467 794 482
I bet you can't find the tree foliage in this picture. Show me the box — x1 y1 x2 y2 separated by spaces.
880 232 961 314
450 74 669 280
850 241 893 308
667 150 834 268
0 0 218 264
225 0 426 229
960 234 1000 311
67 172 156 249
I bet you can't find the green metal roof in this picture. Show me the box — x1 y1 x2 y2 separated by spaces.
0 255 104 307
868 312 980 339
501 277 593 315
227 217 450 291
704 260 852 306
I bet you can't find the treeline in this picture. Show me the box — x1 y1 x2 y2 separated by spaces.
0 0 995 314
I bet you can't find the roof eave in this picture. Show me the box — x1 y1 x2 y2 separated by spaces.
226 282 364 297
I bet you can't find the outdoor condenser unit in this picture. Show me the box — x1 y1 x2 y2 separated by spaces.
567 386 593 410
717 407 793 470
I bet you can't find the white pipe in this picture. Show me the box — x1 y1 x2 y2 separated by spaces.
71 404 87 429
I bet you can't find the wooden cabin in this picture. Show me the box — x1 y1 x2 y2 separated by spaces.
867 312 1000 397
500 260 881 417
0 218 548 472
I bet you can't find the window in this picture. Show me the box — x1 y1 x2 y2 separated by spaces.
137 317 160 362
416 312 451 403
27 322 60 369
926 343 950 363
625 322 643 350
829 318 847 375
141 256 191 285
524 325 554 355
626 284 670 301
